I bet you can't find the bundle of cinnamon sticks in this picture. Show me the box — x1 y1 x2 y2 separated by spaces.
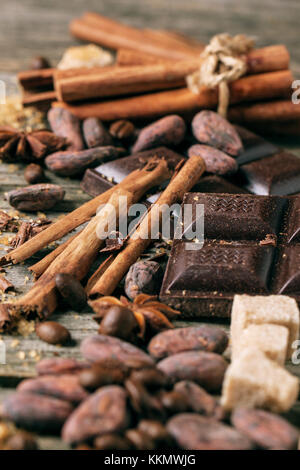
17 12 299 135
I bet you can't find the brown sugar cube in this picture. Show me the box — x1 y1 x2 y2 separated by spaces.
232 324 289 365
221 348 299 413
231 295 299 358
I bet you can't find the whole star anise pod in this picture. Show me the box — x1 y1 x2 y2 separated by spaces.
92 294 180 339
0 126 68 162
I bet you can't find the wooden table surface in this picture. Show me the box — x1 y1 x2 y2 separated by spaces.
0 0 300 450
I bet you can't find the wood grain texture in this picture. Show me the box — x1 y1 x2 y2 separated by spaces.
0 0 300 450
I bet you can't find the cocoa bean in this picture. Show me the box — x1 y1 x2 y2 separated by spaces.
36 321 71 345
83 117 113 148
6 183 65 211
125 378 165 420
30 56 51 70
138 420 173 447
5 431 39 450
129 368 170 390
109 120 135 140
148 326 228 359
167 413 253 450
125 429 155 450
231 408 299 450
125 260 163 300
188 145 238 175
48 107 84 151
18 374 88 404
62 385 130 445
79 360 129 390
55 273 87 311
157 351 227 392
36 357 89 376
24 163 45 184
45 146 125 177
0 392 73 433
132 115 186 153
192 110 244 156
98 305 138 340
94 434 132 450
160 390 190 414
174 380 224 419
80 335 155 369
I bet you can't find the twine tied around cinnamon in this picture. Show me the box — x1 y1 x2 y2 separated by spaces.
187 33 255 117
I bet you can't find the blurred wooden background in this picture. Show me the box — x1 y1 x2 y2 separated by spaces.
0 0 300 74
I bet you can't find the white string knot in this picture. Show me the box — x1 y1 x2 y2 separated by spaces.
187 33 255 117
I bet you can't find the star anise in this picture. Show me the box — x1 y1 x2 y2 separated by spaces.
0 127 68 162
92 294 180 338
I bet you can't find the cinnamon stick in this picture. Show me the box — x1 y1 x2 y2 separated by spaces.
22 90 57 111
142 28 204 54
71 12 203 61
18 68 55 91
88 155 206 299
85 255 115 295
120 45 291 74
228 99 300 123
116 48 173 66
29 230 82 278
54 65 116 81
53 70 293 122
0 158 170 266
55 60 201 102
18 65 117 92
245 45 289 74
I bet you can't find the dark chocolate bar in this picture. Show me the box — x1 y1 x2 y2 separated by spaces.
160 193 300 319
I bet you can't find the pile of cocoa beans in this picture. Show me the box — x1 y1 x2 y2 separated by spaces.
1 325 298 450
44 108 241 179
